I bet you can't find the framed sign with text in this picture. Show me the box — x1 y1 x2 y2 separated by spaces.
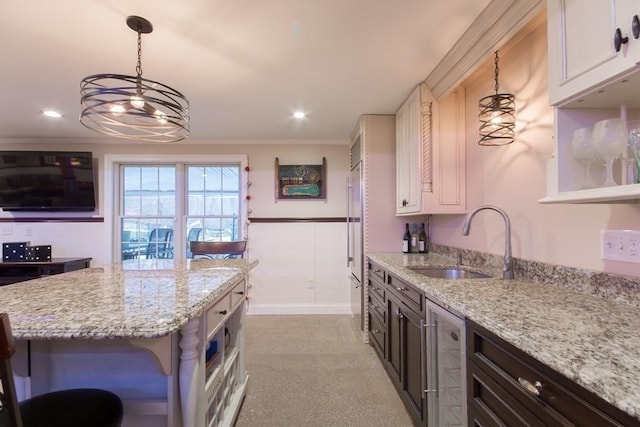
275 157 326 200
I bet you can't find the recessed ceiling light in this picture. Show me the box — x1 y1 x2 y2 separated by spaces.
293 111 306 119
43 110 62 118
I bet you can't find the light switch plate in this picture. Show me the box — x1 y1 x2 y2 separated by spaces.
602 229 640 263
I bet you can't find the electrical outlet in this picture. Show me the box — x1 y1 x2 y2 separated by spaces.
602 229 640 263
602 230 625 260
25 226 33 237
1 225 12 235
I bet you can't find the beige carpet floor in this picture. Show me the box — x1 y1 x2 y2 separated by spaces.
234 315 414 427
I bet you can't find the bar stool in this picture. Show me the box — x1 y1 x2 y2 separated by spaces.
0 313 124 427
189 240 247 259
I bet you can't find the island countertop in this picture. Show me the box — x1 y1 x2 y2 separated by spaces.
0 258 258 340
368 252 640 421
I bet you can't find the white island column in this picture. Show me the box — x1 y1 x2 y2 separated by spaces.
179 317 202 427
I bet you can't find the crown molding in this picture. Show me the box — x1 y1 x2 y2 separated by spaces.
425 0 544 99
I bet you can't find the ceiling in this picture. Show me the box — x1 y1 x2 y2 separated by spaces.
0 0 492 143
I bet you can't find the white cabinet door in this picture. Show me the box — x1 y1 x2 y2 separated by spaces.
396 86 422 214
548 0 640 105
396 84 466 215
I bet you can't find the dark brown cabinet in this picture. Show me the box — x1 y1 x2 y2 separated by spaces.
467 320 640 427
382 265 427 427
0 258 92 286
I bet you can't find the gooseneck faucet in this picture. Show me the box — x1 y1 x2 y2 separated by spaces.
461 205 514 279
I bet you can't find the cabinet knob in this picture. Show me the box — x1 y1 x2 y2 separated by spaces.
402 199 408 207
633 15 640 39
614 27 629 52
219 309 228 315
517 377 543 396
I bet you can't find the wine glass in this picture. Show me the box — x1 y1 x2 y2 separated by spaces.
591 118 628 187
570 127 597 189
629 126 640 184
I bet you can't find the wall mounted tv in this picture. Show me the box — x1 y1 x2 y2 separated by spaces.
0 151 96 212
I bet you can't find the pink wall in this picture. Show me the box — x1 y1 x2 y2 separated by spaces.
429 19 640 278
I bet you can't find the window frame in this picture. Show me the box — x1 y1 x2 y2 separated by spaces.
104 154 248 264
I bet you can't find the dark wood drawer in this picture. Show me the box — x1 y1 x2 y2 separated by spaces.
467 320 639 427
368 293 385 323
386 273 422 314
368 261 385 283
368 307 385 358
368 274 385 302
468 359 543 427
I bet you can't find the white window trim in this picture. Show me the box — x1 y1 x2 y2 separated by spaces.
104 154 248 264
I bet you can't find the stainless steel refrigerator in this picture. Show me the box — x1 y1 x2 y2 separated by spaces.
348 115 406 334
348 134 363 330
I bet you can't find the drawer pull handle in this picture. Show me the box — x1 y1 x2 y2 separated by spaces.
518 377 542 396
396 287 406 292
219 310 228 315
235 291 244 295
371 329 380 334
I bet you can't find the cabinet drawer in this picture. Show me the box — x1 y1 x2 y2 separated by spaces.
368 294 385 325
467 321 637 427
368 261 385 284
387 273 422 313
206 293 231 339
468 360 540 427
368 277 385 302
229 280 246 310
368 307 385 358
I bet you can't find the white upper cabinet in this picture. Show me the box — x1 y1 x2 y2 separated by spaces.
548 0 640 106
543 0 640 203
396 83 466 215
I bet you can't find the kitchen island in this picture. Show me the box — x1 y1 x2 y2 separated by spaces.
368 252 640 423
0 257 258 427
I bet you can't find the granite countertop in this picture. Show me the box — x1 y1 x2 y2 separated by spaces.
368 252 640 420
0 258 258 340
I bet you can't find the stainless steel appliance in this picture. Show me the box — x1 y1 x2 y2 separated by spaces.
347 135 363 330
425 299 467 426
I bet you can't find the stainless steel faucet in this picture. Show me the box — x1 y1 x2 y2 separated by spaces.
461 205 514 279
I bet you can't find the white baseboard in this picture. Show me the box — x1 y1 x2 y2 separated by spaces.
247 304 352 315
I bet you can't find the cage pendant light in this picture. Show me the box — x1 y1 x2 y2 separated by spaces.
80 16 190 143
478 50 515 146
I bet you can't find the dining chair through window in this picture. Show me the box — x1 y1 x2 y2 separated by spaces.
0 313 124 427
189 240 247 259
146 228 174 259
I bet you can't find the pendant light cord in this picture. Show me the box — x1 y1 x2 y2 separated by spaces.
493 50 500 94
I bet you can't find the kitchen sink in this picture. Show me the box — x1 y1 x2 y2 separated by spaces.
407 267 492 280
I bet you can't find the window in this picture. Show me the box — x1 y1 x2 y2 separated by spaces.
109 155 247 262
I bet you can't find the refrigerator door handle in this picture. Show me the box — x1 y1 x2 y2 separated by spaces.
346 176 353 266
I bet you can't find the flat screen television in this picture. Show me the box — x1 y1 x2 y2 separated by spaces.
0 151 96 212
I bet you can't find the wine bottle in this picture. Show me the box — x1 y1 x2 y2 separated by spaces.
403 223 411 253
410 224 419 253
419 222 428 253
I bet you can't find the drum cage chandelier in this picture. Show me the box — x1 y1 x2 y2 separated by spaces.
80 16 190 143
478 50 515 146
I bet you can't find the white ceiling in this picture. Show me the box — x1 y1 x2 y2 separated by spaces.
0 0 491 143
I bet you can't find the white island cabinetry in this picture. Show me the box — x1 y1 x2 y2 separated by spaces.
1 258 257 427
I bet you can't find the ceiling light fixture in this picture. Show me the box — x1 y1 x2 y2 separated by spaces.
43 110 62 118
80 16 190 143
293 111 306 119
478 50 515 146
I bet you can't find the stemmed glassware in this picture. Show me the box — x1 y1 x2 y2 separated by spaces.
629 126 640 184
591 118 628 187
570 127 597 189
